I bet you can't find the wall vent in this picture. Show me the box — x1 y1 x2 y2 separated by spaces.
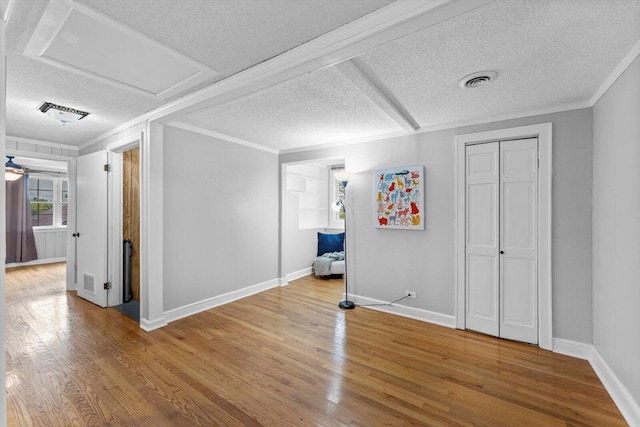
83 273 95 294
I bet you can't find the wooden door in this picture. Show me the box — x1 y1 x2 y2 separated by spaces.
122 147 140 302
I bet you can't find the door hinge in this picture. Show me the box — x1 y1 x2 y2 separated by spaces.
104 282 112 290
104 164 111 172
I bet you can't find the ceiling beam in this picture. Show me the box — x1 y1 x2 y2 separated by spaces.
1 0 15 22
87 0 493 146
335 58 419 133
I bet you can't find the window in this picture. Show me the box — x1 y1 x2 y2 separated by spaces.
329 166 345 227
61 180 68 225
29 177 68 227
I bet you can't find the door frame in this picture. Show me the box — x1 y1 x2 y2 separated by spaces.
454 123 552 350
106 133 141 308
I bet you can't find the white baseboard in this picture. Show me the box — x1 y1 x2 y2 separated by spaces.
286 267 312 283
352 294 456 329
140 316 168 332
590 348 640 427
552 337 594 360
6 257 66 268
163 278 279 324
552 338 640 427
278 277 289 286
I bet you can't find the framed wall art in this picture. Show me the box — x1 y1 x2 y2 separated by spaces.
375 165 424 230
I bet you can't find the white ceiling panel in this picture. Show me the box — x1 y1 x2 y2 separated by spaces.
24 0 218 99
176 66 405 151
354 0 640 128
74 0 395 81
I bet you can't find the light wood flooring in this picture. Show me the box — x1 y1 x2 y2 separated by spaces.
6 263 627 426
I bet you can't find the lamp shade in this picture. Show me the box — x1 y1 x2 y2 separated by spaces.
334 170 352 185
5 156 24 181
5 171 22 181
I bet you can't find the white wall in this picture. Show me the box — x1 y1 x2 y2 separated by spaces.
0 15 7 426
33 228 67 260
162 126 279 312
281 108 594 344
593 55 640 407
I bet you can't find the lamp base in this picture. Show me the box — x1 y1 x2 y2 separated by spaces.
338 300 355 310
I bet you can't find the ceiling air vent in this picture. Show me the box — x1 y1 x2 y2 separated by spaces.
458 71 498 89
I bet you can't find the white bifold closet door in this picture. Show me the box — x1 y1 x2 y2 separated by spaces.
465 138 538 344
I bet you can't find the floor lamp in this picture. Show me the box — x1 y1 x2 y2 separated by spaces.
334 171 355 309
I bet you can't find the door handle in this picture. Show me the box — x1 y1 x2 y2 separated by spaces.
73 233 80 237
500 250 504 254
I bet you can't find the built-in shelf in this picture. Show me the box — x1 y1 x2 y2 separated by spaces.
286 164 329 229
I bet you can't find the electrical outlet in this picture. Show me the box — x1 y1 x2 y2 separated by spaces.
405 290 417 299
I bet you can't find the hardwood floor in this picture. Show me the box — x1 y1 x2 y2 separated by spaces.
6 263 626 426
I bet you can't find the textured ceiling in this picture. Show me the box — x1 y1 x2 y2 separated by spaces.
355 0 640 128
175 0 640 151
5 0 640 151
5 0 393 146
178 66 406 151
75 0 396 80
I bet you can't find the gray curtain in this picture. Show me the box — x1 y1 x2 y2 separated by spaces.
6 174 38 263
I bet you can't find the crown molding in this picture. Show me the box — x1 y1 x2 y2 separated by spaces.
1 0 15 22
85 0 492 147
280 100 591 155
7 135 80 151
590 37 640 107
167 122 279 155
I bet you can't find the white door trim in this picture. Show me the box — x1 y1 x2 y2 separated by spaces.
106 132 142 308
455 123 552 350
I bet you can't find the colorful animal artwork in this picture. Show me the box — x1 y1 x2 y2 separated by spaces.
375 165 424 230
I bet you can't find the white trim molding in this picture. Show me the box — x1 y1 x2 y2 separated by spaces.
591 38 640 107
164 279 279 324
167 122 280 155
552 338 640 427
590 349 640 427
7 135 80 151
353 294 456 329
140 317 168 332
286 267 313 283
454 122 553 350
552 337 594 361
5 257 66 269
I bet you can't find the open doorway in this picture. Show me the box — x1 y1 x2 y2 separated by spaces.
112 146 140 322
106 136 141 324
280 157 345 283
73 133 143 324
5 155 73 277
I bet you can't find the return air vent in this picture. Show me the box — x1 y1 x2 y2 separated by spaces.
458 71 499 89
84 273 95 294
